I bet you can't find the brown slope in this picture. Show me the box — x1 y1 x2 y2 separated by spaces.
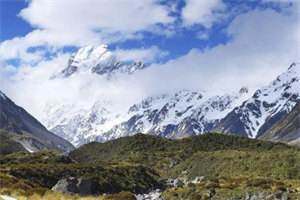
259 103 300 146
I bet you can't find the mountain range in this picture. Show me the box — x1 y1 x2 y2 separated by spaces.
1 86 299 199
214 63 299 139
40 45 300 147
0 44 299 199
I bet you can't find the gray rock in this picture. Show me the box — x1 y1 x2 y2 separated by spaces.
191 176 205 184
52 177 79 194
52 177 100 195
245 191 289 200
166 178 184 188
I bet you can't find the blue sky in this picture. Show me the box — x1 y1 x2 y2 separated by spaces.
0 0 32 41
1 0 296 63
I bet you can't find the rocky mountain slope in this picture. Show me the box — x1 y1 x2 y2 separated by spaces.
46 45 252 146
0 129 27 155
95 88 250 143
39 44 300 147
45 60 299 147
259 102 300 146
0 91 74 153
45 88 250 146
214 62 300 139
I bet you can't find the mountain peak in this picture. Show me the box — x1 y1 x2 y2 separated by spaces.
239 87 249 95
272 62 300 89
54 44 146 78
74 44 110 62
0 91 6 100
287 62 300 75
215 63 300 139
288 62 297 69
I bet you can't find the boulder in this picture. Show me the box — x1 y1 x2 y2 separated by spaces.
52 177 101 195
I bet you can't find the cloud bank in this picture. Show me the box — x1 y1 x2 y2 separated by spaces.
0 1 299 121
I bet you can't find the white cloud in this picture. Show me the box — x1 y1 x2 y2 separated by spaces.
114 46 169 63
1 53 71 117
0 53 146 118
0 2 299 122
181 0 226 27
123 8 300 96
0 0 174 62
20 0 173 33
0 30 45 62
17 0 173 47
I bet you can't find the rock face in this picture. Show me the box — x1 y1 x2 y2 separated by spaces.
214 63 300 139
100 90 249 141
45 89 249 146
244 191 289 200
0 91 74 152
52 177 101 195
135 189 163 200
259 102 300 146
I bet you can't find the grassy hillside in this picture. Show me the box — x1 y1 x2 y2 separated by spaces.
0 152 161 197
170 149 300 180
1 133 300 199
70 133 291 162
69 133 294 176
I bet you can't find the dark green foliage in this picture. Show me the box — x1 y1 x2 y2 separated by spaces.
4 163 161 194
1 132 300 198
0 131 27 155
104 192 136 200
69 133 295 178
69 133 176 162
0 150 72 165
170 149 300 180
161 177 300 200
70 133 291 163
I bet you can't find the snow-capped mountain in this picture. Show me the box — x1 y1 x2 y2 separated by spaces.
55 44 146 78
44 47 300 147
259 102 299 146
95 89 250 142
43 100 123 146
44 89 250 146
0 91 6 100
214 63 300 138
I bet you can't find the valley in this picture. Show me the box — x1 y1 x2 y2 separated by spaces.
1 134 300 199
